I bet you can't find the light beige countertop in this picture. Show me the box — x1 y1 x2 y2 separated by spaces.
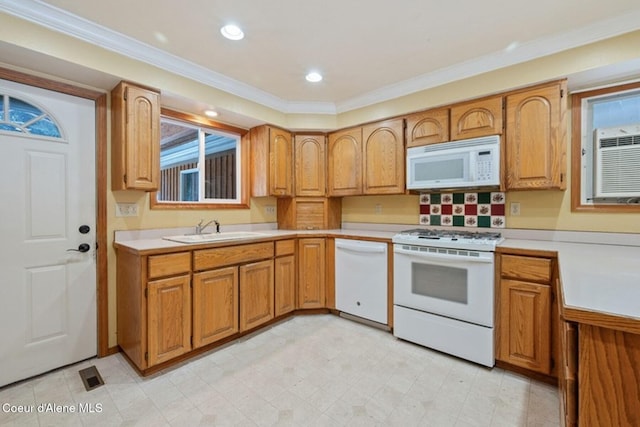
499 238 640 326
114 223 640 330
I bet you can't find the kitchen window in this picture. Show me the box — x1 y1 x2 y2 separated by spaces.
151 109 249 209
571 81 640 212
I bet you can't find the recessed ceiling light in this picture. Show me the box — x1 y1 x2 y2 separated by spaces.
220 24 244 41
204 110 219 118
305 72 323 83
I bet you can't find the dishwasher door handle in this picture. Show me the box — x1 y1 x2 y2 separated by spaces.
335 240 386 254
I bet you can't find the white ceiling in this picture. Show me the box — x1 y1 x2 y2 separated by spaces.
3 0 640 114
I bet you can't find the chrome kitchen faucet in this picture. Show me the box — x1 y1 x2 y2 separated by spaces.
195 219 220 234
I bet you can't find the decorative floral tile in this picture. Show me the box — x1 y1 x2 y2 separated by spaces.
419 191 505 228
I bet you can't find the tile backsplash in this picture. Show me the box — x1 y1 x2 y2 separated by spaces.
419 192 506 228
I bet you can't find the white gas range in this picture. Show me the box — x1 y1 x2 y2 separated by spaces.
392 228 503 367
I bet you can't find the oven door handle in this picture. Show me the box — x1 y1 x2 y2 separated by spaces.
393 247 493 263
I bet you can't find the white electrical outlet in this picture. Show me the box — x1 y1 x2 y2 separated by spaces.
265 205 276 215
374 204 383 214
116 203 138 217
510 202 521 216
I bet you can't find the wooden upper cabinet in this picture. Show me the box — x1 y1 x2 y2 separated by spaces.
451 96 503 140
295 134 326 196
250 125 293 197
406 108 449 147
362 118 405 194
270 128 293 196
111 81 160 191
327 127 363 196
505 80 567 190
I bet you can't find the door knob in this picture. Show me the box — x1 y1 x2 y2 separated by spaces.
67 243 91 253
79 225 90 234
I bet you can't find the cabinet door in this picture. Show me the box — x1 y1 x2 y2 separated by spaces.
111 81 160 191
239 260 274 331
506 81 566 190
450 96 503 140
327 128 362 196
147 274 191 367
298 238 326 308
406 108 450 147
498 279 551 374
270 127 293 196
362 118 405 194
295 134 326 196
192 267 238 348
275 255 296 316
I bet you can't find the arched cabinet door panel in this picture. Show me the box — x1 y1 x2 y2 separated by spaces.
506 80 567 190
451 96 503 141
327 127 362 196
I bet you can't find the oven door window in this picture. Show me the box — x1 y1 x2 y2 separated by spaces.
411 263 468 304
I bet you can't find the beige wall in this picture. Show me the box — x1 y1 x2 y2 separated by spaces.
2 13 639 348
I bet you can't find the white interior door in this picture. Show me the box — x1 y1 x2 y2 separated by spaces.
0 79 96 387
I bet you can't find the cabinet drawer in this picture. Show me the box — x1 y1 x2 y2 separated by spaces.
148 252 191 279
275 239 295 256
194 242 274 271
501 254 552 283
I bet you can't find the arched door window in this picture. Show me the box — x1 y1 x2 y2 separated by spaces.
0 94 62 138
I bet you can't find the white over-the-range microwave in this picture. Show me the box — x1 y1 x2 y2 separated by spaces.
406 134 501 190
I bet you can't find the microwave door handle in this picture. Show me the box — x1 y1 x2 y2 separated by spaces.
468 153 476 181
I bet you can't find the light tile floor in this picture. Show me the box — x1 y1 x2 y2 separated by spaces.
0 315 560 426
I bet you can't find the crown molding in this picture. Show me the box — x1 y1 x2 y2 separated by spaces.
336 11 640 113
0 0 336 113
2 0 640 116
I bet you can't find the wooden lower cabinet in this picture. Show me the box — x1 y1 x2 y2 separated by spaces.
499 279 551 373
298 238 326 308
577 325 640 426
496 251 556 376
192 267 239 348
147 274 191 367
239 260 275 331
275 255 296 316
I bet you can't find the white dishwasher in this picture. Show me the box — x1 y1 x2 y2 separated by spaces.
335 239 388 325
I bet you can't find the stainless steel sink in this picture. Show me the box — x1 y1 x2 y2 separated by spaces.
162 231 269 244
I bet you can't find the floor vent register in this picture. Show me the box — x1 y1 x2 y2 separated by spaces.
78 365 104 392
